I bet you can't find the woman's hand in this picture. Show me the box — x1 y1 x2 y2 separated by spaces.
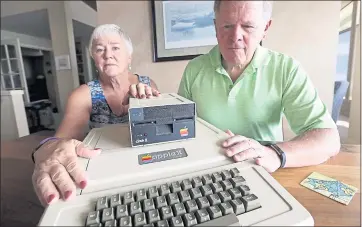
32 138 101 206
222 130 281 173
129 83 160 99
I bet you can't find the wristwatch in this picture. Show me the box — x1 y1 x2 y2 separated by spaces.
265 143 286 168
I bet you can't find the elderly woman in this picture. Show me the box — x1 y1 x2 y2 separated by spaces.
32 24 160 206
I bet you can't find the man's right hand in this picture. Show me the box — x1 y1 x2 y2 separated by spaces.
32 138 101 206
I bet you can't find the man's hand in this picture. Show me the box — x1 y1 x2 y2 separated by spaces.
129 83 160 99
32 139 101 207
222 130 281 173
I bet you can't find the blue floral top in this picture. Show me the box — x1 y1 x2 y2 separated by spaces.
87 75 151 129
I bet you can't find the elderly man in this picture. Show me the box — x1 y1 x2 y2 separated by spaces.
178 0 340 172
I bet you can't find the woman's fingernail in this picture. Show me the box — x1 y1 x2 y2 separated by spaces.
141 94 146 98
226 150 232 156
47 194 55 203
65 191 72 200
80 181 87 189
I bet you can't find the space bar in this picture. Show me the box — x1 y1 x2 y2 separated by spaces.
195 214 241 226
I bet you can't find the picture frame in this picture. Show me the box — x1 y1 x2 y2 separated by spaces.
55 55 71 70
151 0 218 62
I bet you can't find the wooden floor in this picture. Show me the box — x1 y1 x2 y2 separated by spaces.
0 131 360 226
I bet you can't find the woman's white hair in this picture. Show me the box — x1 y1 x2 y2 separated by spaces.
88 24 133 57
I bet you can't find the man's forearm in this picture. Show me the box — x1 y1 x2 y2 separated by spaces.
276 128 341 168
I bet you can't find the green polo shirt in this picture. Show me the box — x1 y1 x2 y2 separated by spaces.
178 45 336 142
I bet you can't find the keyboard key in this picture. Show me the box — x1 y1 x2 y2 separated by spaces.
182 212 198 226
193 213 239 226
228 188 242 199
238 185 251 196
230 176 246 188
171 181 182 193
136 189 147 201
196 197 210 209
172 203 187 216
155 196 168 208
88 224 102 227
104 219 117 227
195 209 210 223
133 213 147 226
167 193 180 206
230 199 246 215
241 194 261 212
160 206 173 220
230 168 240 177
143 224 154 227
199 185 213 196
156 220 169 227
207 205 222 219
119 216 132 226
123 191 134 204
130 201 142 215
218 191 232 202
101 207 114 222
96 196 108 210
116 204 129 219
179 190 191 202
211 172 223 183
148 186 159 199
201 174 213 185
191 177 203 188
86 211 100 226
207 194 221 206
185 200 198 213
147 209 161 223
110 194 122 207
189 188 202 199
143 198 155 212
219 202 233 215
210 182 223 193
159 184 171 196
221 170 232 180
170 216 184 227
220 180 233 191
181 179 193 190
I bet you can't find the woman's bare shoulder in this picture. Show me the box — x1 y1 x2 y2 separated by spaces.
67 84 92 107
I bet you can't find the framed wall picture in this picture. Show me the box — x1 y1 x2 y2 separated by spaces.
55 55 71 70
151 0 217 62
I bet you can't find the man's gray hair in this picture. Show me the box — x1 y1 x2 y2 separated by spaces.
88 24 133 57
214 0 273 23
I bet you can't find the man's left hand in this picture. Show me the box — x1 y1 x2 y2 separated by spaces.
222 130 281 173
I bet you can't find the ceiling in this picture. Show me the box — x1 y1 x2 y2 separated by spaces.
1 9 94 40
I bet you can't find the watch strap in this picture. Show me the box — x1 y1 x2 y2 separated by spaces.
267 144 286 168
